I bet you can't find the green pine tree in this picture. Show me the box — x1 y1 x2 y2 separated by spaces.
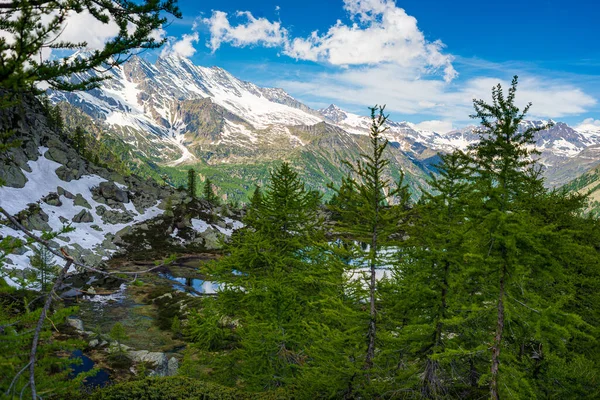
203 177 219 205
187 162 349 395
28 245 59 293
0 0 181 93
187 168 197 199
328 105 411 391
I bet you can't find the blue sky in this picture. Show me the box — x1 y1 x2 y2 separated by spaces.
153 0 600 131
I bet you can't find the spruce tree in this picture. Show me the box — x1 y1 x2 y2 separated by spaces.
187 162 348 395
187 168 197 199
0 0 181 93
328 105 411 390
203 177 219 205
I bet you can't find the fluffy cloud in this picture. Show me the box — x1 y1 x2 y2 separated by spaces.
203 11 288 52
202 0 455 82
277 66 596 122
414 120 455 133
284 0 456 82
198 0 596 123
575 118 600 132
161 32 200 58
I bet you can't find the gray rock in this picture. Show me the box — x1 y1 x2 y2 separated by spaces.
167 357 179 376
45 147 69 165
24 210 51 231
55 166 75 182
72 209 93 223
58 216 69 224
57 186 74 199
67 317 84 332
128 350 168 376
0 164 27 188
101 209 134 225
42 192 62 206
108 342 131 353
202 228 222 250
89 339 99 348
74 193 91 209
90 224 102 232
99 181 129 203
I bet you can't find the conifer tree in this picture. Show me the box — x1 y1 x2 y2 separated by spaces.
203 177 219 205
28 245 59 293
72 126 87 157
0 0 181 93
385 150 477 397
328 105 411 388
187 168 197 199
188 162 348 394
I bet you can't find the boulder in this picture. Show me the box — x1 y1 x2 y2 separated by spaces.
45 147 69 165
99 181 129 203
66 317 84 332
73 209 93 223
42 192 62 206
74 193 91 209
24 210 51 231
100 210 134 225
127 350 169 376
57 186 74 199
58 216 69 224
55 166 75 182
0 164 27 188
167 357 179 376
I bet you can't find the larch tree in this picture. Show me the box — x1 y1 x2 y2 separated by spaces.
328 105 411 389
187 168 197 199
187 162 348 394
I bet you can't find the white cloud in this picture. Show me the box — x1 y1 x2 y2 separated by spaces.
575 118 600 133
414 120 454 133
203 10 288 52
161 32 200 58
277 66 596 122
43 10 120 51
149 28 167 42
284 0 456 82
202 0 455 82
198 0 596 123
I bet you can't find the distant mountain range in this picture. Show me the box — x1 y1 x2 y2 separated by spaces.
50 53 600 199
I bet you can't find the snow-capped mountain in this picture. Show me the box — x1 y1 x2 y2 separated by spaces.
318 103 600 186
51 54 600 189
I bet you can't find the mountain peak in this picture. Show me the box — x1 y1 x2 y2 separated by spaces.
319 104 348 123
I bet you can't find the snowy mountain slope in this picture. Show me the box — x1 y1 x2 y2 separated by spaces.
50 54 600 190
319 104 600 186
0 95 243 288
51 54 322 143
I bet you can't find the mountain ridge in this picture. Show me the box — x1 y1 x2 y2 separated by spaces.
49 54 600 195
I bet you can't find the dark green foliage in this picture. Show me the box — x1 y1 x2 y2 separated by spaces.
0 290 84 398
89 376 291 400
28 245 59 293
72 126 87 157
0 0 181 93
203 178 219 205
186 162 353 395
328 105 411 389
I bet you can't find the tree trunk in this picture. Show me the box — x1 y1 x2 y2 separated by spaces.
29 256 73 399
364 234 378 372
490 264 506 400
